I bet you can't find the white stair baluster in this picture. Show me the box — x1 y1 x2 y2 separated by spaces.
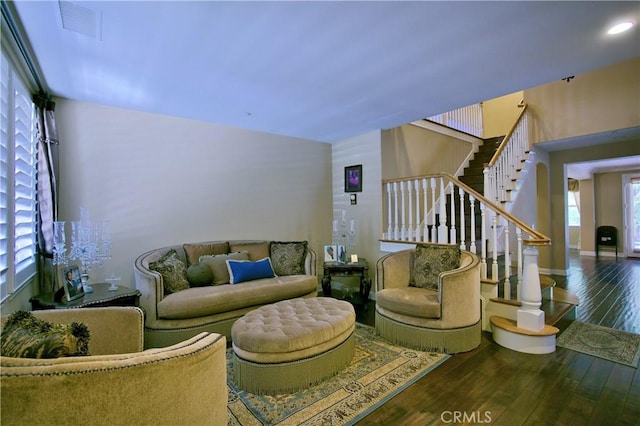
422 179 428 242
459 187 466 250
386 182 392 239
470 195 477 254
393 182 399 240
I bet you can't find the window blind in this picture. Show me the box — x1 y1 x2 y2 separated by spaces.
0 48 37 301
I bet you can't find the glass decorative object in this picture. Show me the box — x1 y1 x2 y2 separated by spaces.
332 210 357 263
52 207 112 293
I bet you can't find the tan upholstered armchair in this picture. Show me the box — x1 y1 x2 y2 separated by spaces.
1 307 228 426
375 244 481 353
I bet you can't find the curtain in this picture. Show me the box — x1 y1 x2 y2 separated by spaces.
568 178 581 249
568 179 580 212
33 92 59 293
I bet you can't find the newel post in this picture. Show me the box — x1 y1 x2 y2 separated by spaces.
517 245 544 331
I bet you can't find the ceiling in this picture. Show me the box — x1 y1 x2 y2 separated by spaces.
10 1 640 143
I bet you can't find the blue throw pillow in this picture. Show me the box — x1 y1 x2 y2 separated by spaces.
226 257 276 284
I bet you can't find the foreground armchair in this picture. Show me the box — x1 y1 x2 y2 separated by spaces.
375 244 481 353
1 307 227 426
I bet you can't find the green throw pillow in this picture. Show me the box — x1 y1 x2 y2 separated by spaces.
186 262 214 287
409 243 461 291
0 311 90 358
269 241 308 275
149 249 190 295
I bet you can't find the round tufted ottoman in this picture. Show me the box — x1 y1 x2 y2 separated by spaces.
231 297 356 395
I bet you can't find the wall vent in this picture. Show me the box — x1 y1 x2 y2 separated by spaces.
58 1 102 40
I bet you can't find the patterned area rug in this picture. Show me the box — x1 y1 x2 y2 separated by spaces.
557 321 640 368
227 323 449 425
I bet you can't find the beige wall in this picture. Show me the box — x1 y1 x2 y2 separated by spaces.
53 99 333 289
526 57 640 144
331 131 383 294
381 124 474 180
579 179 596 253
482 92 524 139
594 170 640 255
548 140 640 272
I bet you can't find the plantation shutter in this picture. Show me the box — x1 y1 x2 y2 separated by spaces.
0 49 37 301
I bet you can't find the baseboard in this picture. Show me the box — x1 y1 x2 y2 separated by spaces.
539 267 567 276
580 250 618 258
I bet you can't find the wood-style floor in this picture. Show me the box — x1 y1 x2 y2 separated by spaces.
355 251 640 425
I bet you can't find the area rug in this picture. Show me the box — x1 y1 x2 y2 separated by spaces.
557 321 640 368
227 323 449 425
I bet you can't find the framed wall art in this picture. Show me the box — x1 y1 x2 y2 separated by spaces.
344 164 362 193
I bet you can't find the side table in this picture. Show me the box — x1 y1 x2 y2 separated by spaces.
30 282 141 310
321 259 372 307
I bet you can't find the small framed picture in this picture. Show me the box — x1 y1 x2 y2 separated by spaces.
344 164 362 193
324 245 338 262
61 265 84 302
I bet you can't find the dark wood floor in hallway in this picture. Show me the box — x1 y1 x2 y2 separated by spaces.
356 252 640 425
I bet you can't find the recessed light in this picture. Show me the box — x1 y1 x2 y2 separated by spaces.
607 21 635 35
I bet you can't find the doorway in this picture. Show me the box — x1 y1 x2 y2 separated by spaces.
622 173 640 258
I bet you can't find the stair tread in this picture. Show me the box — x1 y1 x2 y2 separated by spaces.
490 316 559 336
541 299 577 326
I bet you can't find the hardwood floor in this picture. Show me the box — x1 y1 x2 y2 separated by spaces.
356 251 640 425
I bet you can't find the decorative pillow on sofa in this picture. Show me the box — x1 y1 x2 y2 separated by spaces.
269 241 308 275
229 241 270 261
183 242 230 265
0 311 90 358
227 257 276 284
186 262 214 287
149 249 190 295
199 251 249 285
409 243 461 291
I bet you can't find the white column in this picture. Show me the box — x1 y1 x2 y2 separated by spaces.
517 245 544 331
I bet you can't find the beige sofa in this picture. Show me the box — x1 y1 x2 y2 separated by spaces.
134 240 318 348
375 245 482 353
1 307 227 426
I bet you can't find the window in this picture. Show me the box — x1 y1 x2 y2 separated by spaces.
567 190 580 227
1 48 38 302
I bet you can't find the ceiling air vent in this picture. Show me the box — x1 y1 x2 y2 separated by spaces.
58 1 102 40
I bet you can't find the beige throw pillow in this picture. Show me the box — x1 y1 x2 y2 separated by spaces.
183 242 230 265
200 251 250 285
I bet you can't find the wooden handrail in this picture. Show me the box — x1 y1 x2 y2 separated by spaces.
382 172 550 246
487 104 528 167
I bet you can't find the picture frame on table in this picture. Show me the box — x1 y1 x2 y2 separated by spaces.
324 245 338 262
60 264 84 302
344 164 362 193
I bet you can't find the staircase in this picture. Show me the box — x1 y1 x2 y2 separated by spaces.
446 136 503 244
381 103 579 355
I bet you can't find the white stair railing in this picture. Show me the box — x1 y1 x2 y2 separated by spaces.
381 173 550 309
427 104 483 138
483 105 531 207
